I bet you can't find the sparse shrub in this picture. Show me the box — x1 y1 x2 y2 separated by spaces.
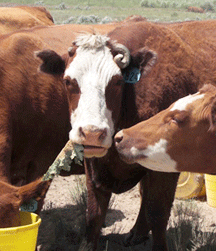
63 16 76 24
56 2 68 10
161 1 170 8
77 15 100 24
167 201 216 251
172 2 178 8
71 175 87 214
34 0 44 5
171 12 178 17
140 0 149 8
101 16 113 24
201 2 214 11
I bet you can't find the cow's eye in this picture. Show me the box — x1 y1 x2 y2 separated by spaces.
65 79 71 86
64 77 71 86
173 111 189 125
64 78 80 94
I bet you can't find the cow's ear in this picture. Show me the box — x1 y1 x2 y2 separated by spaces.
35 49 66 76
131 47 157 77
209 98 216 132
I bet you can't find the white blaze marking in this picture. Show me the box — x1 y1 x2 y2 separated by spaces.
64 34 122 147
170 92 204 111
130 139 177 172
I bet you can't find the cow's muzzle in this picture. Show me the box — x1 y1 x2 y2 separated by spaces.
78 126 110 158
114 130 146 164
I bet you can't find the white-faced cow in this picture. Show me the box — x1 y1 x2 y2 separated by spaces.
35 20 216 251
115 84 216 174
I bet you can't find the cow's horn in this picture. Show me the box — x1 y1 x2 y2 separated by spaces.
113 43 130 69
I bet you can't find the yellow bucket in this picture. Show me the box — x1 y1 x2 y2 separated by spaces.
175 172 206 199
0 211 41 251
205 174 216 207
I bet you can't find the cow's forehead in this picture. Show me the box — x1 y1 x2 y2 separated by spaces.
64 34 122 88
170 92 205 112
64 46 121 88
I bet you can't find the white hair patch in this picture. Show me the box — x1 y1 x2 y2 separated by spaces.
170 92 205 112
131 139 178 172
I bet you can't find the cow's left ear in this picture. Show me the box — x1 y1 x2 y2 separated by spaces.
131 47 157 77
209 98 216 132
35 49 66 76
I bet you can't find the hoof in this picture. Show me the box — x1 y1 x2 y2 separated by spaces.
124 230 149 247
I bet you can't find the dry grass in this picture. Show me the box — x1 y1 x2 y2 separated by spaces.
167 200 216 251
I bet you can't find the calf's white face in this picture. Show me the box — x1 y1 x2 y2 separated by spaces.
64 34 125 158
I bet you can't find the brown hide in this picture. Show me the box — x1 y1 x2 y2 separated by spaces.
0 6 54 35
75 20 216 251
0 178 50 228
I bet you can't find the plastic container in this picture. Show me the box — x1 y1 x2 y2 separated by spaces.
175 172 205 199
0 211 41 251
205 174 216 207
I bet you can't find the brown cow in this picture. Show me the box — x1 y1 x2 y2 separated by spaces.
0 178 50 228
115 84 216 174
36 19 216 251
0 19 143 228
0 6 54 35
188 6 205 13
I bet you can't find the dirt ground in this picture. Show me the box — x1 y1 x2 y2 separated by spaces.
37 175 216 251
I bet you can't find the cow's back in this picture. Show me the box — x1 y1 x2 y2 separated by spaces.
0 6 54 35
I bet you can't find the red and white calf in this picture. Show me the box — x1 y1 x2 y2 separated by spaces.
115 84 216 174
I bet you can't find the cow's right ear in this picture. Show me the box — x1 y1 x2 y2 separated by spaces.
35 49 66 76
131 47 157 77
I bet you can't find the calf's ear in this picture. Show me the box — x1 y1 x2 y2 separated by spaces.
18 178 51 204
131 47 157 76
209 98 216 132
35 49 66 76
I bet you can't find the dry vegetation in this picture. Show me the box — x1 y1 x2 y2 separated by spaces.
37 175 216 251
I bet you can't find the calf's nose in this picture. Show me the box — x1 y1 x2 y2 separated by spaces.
114 130 124 146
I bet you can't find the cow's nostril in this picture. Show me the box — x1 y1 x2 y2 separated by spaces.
79 127 86 138
114 131 124 145
114 135 123 144
99 129 107 141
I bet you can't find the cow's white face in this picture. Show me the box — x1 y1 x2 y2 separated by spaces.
64 34 125 158
36 36 157 159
